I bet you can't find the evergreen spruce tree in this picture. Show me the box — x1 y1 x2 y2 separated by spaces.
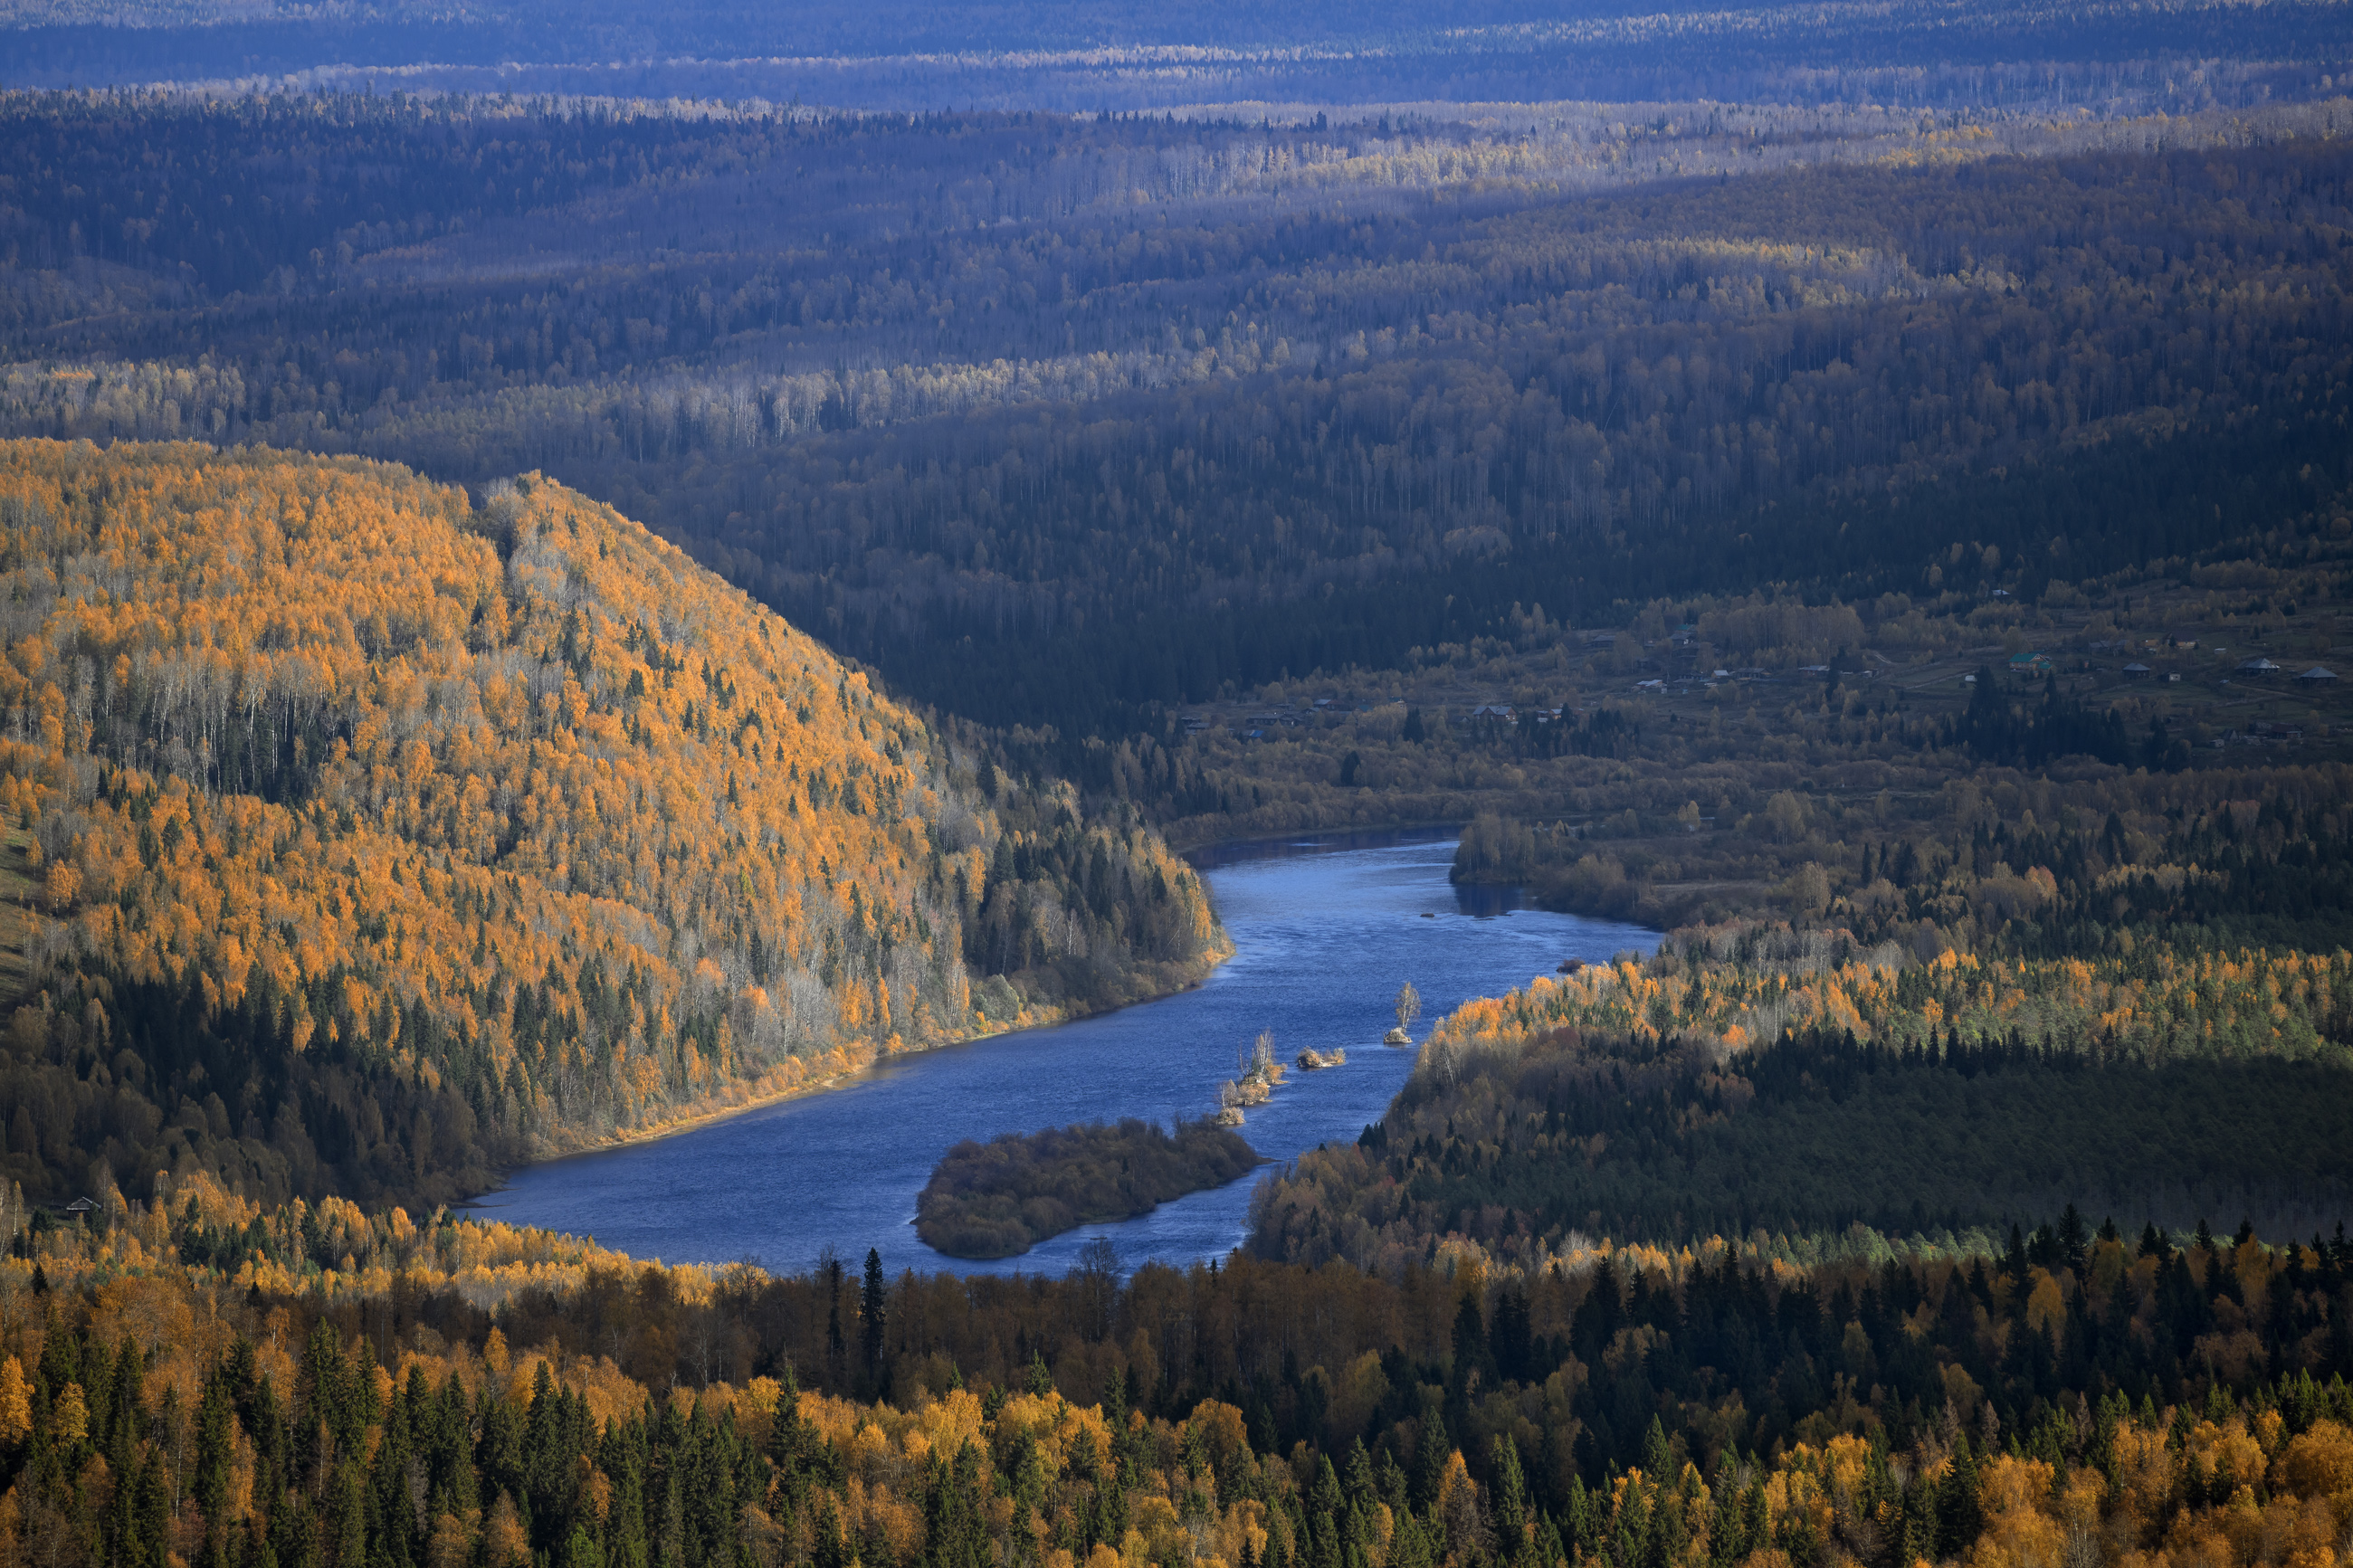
862 1249 891 1395
1640 1418 1671 1480
1563 1473 1593 1559
1938 1435 1982 1558
1491 1435 1530 1564
2058 1204 2090 1273
1412 1412 1451 1516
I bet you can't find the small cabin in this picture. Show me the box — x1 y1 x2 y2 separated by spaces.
2298 666 2338 685
2123 662 2151 679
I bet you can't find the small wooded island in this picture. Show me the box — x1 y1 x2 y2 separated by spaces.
915 1117 1262 1259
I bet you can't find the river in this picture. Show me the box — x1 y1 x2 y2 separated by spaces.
471 832 1654 1276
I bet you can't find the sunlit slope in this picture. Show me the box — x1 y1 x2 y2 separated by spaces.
0 441 1216 1208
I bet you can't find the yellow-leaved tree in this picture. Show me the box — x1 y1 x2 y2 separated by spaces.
0 442 1217 1208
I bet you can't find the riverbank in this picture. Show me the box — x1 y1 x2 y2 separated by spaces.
1177 820 1466 867
474 833 1653 1274
475 935 1235 1195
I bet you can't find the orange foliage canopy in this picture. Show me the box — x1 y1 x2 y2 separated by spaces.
0 442 1215 1205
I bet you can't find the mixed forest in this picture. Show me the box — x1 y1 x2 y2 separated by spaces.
5 1173 2353 1568
2 90 2350 742
1250 758 2353 1273
5 0 2341 108
0 441 1220 1214
3 5 2353 1563
915 1120 1262 1261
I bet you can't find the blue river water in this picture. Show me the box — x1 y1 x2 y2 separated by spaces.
471 832 1654 1276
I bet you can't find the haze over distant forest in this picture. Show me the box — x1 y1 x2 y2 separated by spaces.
6 0 2341 108
5 2 2353 1567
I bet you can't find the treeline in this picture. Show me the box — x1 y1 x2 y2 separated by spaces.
1451 723 2353 944
5 0 2339 109
462 141 2353 738
0 442 1218 1212
1062 436 2353 860
1948 672 2155 773
1260 754 2353 1271
6 92 2043 389
1824 767 2353 958
8 1174 2353 1568
915 1118 1261 1259
0 92 756 297
1255 1022 2353 1272
4 91 2349 746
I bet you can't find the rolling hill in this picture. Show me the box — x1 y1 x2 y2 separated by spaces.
0 440 1220 1211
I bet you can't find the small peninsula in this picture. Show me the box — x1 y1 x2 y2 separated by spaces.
915 1117 1262 1259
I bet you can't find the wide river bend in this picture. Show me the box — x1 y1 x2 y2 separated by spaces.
474 832 1655 1275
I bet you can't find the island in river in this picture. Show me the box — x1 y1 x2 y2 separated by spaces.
473 832 1658 1276
915 1117 1262 1259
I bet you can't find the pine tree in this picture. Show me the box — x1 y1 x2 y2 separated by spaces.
861 1249 890 1394
1412 1412 1451 1515
922 1443 993 1568
824 1256 847 1392
1491 1435 1529 1557
1640 1418 1671 1481
1938 1435 1982 1558
2058 1204 2090 1273
566 1524 609 1568
131 1449 172 1568
1310 1453 1346 1568
1451 1293 1489 1389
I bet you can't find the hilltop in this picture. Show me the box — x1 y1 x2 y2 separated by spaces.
0 441 1221 1212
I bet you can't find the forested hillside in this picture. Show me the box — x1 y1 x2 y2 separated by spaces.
0 441 1218 1212
3 11 2353 1566
1248 761 2353 1272
609 137 2353 733
3 0 2339 107
5 1174 2353 1568
1255 1006 2353 1275
3 93 2348 740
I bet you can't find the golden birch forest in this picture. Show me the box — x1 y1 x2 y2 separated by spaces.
0 441 1219 1211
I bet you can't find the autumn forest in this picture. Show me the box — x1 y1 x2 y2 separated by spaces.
4 0 2353 1564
